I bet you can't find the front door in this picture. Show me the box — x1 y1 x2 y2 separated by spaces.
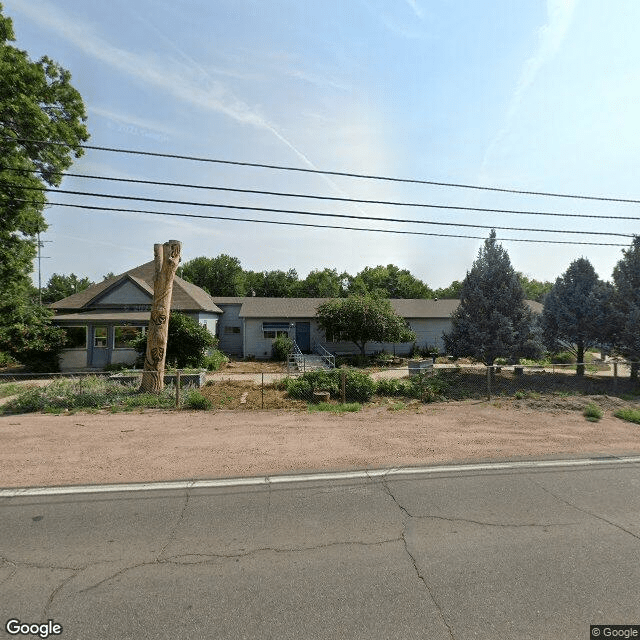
295 322 311 353
90 325 110 368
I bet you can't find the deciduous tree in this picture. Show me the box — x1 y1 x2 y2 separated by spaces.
41 273 94 304
317 296 415 356
0 3 88 368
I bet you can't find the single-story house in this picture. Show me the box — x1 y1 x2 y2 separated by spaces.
50 260 544 369
213 297 543 359
50 262 222 370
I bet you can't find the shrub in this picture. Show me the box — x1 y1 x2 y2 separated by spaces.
614 408 640 425
376 377 412 397
203 350 228 371
132 313 216 368
583 403 603 422
283 369 376 402
0 351 17 368
272 334 293 361
551 351 576 364
182 389 212 410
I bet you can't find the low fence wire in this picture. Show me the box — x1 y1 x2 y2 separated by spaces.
1 361 639 411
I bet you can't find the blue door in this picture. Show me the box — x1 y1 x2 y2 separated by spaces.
296 322 311 353
90 325 110 368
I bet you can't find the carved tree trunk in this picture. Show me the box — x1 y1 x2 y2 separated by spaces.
139 240 182 393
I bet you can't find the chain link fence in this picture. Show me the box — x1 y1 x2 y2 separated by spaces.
1 361 639 412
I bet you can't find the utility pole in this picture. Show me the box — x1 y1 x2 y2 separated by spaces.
36 229 52 305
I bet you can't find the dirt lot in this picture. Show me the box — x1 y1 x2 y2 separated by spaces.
1 394 640 489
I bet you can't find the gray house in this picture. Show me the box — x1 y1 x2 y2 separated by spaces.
51 262 543 368
213 297 543 359
51 262 222 370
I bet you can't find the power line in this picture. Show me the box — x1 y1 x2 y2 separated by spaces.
8 185 633 237
4 166 640 221
6 136 640 205
32 200 628 246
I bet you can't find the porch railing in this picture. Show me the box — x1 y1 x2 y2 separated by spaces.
313 343 335 369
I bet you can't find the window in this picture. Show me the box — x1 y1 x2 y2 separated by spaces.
114 326 145 349
262 322 290 340
263 330 289 339
94 326 108 348
224 326 241 335
63 326 86 349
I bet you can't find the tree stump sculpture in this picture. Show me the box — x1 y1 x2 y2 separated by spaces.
139 240 182 393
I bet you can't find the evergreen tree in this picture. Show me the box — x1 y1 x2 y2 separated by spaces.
541 258 611 376
611 236 640 379
443 231 542 365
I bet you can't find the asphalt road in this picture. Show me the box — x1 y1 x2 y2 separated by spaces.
1 460 639 639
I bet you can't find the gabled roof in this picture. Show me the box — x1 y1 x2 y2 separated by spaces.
216 296 543 319
51 262 222 313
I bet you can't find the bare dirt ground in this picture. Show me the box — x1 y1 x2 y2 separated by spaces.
1 394 640 489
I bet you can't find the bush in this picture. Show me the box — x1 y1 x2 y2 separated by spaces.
272 334 293 361
375 377 412 397
0 305 65 372
551 351 576 364
614 407 640 425
583 403 603 422
203 350 228 371
132 313 216 368
283 369 376 402
182 389 212 410
0 351 17 368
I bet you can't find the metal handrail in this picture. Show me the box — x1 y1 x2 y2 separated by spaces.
314 343 335 369
287 340 305 373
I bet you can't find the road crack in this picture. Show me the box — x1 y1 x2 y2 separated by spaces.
379 476 456 639
531 479 640 542
156 484 193 560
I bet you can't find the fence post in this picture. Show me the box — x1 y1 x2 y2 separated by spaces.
613 360 618 391
341 369 346 404
175 369 181 408
486 366 491 400
262 372 264 409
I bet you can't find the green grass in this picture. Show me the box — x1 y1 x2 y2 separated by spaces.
0 382 24 399
614 407 640 425
0 376 205 414
583 403 603 422
307 402 361 413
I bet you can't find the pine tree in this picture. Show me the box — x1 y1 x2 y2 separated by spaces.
612 236 640 379
443 231 541 365
541 258 611 376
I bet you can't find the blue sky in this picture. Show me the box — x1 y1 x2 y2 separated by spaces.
5 0 640 289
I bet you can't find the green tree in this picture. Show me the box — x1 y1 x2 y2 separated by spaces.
443 231 542 366
180 254 245 296
245 268 299 297
133 313 216 369
541 258 611 376
0 302 65 371
434 280 463 299
41 272 94 304
317 295 416 356
518 273 554 303
611 236 640 379
0 3 88 369
348 264 432 298
297 268 347 297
